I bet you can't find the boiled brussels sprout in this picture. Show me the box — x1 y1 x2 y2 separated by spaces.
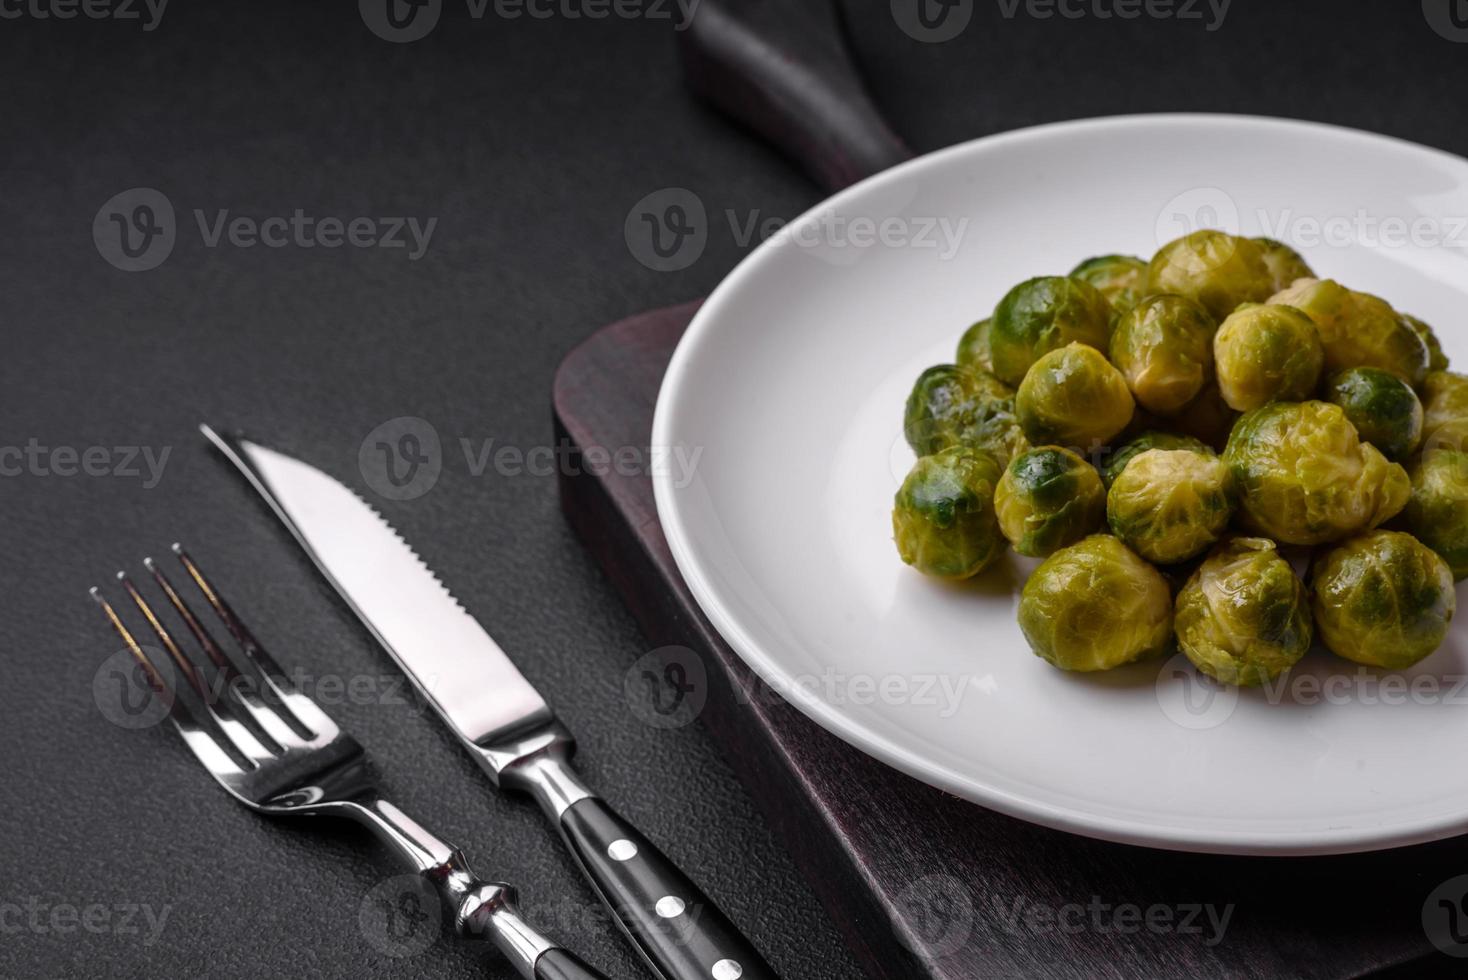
1107 449 1235 564
1174 537 1312 686
1015 342 1135 449
1168 381 1240 451
1147 230 1275 321
1326 367 1424 462
903 363 1014 456
1402 313 1450 373
1267 279 1430 386
1422 371 1468 440
1213 303 1324 411
1424 419 1468 455
1224 401 1410 545
1311 530 1456 669
1406 449 1468 581
1069 254 1148 316
1102 431 1213 488
956 318 994 375
1017 535 1174 671
892 448 1005 579
995 446 1106 557
1253 237 1315 292
1108 294 1216 414
989 276 1113 385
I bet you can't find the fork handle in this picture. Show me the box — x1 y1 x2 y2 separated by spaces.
349 799 612 980
456 879 615 980
558 797 778 980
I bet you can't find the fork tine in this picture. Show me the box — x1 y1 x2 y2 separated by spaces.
145 557 232 673
89 587 172 702
172 545 338 742
119 572 206 699
146 556 309 748
119 570 275 766
174 545 286 676
92 584 250 776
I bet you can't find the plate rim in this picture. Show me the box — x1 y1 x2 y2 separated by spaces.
651 111 1468 855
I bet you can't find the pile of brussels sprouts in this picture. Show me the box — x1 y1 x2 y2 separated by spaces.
893 229 1464 687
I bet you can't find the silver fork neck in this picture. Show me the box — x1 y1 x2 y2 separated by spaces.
339 797 554 974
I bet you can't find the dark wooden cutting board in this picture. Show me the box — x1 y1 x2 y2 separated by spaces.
555 1 1468 975
554 301 1466 980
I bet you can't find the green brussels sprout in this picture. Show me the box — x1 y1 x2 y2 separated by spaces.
1169 381 1240 452
892 448 1005 579
1224 401 1411 545
1267 279 1430 386
1424 418 1468 455
1253 237 1315 292
903 364 1014 456
1014 342 1135 449
1069 254 1149 316
1102 431 1213 488
1422 370 1468 440
1017 535 1174 671
989 276 1113 385
1325 367 1424 461
1146 230 1275 321
1311 530 1456 669
1106 449 1236 564
1213 303 1324 412
995 446 1106 557
1174 537 1312 686
1402 313 1450 373
1406 449 1468 581
956 318 994 374
1107 294 1217 415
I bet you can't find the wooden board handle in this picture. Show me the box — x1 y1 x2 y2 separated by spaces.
678 0 912 192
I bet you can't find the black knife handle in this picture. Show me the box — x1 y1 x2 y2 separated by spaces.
534 948 609 980
678 0 911 193
560 797 777 980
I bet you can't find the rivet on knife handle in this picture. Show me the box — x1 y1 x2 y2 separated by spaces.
556 796 777 980
491 732 778 980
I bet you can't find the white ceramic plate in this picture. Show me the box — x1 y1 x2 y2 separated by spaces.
652 115 1468 855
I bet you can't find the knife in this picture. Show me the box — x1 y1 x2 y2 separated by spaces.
202 425 777 980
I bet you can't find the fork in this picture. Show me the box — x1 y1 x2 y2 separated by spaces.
91 544 612 980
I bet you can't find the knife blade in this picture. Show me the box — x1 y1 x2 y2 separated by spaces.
203 425 778 980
